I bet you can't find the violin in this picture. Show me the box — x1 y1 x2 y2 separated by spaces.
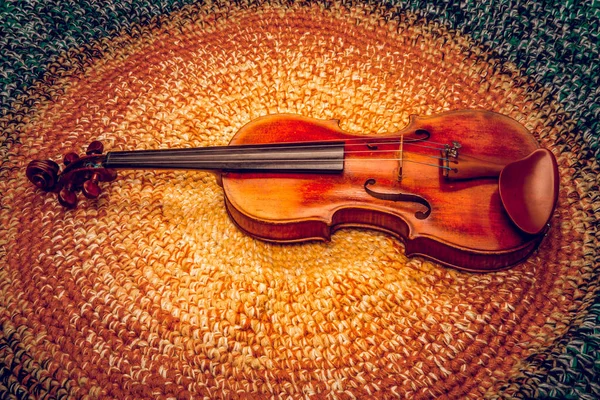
26 110 559 272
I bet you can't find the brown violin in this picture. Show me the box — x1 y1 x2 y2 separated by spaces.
27 110 559 272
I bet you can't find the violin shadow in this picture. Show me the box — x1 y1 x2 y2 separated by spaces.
437 174 499 193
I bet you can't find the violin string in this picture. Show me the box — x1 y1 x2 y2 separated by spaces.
318 135 451 148
345 140 447 151
110 146 448 162
106 157 454 171
344 149 447 161
110 145 448 160
109 141 449 159
240 135 451 149
110 137 450 155
346 136 450 148
108 134 456 173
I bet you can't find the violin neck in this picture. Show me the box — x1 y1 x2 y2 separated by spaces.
103 142 345 172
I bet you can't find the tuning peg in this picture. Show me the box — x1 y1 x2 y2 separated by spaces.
82 173 101 199
58 187 78 208
28 140 118 209
63 152 79 166
86 141 104 155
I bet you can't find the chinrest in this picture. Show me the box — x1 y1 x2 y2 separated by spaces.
499 149 559 235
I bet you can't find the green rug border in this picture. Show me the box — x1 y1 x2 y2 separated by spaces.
1 1 598 398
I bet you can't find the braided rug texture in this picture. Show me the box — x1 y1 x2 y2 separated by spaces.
0 1 598 399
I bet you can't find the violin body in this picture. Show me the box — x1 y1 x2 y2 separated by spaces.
26 110 559 272
222 110 557 271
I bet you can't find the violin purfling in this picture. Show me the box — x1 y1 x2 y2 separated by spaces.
27 110 559 272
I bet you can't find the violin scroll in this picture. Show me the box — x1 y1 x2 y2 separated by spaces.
26 159 60 191
26 141 117 208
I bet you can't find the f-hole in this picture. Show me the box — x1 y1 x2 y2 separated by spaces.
408 129 430 143
364 179 432 220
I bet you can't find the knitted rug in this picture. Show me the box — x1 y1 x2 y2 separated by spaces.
1 1 598 399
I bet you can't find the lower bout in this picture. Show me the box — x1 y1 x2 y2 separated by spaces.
224 198 543 272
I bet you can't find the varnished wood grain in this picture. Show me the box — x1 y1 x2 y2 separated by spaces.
222 111 550 271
